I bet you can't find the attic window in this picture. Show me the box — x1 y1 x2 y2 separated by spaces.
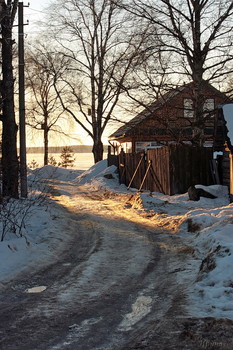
184 98 215 118
184 98 194 118
203 98 215 113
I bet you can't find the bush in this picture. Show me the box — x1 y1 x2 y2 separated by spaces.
59 146 75 168
27 159 39 169
48 156 57 166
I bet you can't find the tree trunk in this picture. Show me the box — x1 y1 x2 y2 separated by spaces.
192 78 205 146
44 131 48 166
190 2 205 146
43 117 49 166
1 13 19 198
92 139 103 164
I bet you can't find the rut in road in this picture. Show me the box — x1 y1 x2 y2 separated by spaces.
1 182 229 350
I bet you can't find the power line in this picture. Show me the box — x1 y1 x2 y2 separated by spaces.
26 7 47 14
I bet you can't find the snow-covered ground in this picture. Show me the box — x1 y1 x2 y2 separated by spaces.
1 160 233 320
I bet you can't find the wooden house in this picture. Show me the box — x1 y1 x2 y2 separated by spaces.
109 81 230 153
108 82 233 195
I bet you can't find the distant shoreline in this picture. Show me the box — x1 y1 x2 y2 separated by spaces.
24 145 108 154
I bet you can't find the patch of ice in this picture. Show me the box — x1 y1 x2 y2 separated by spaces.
118 295 152 331
25 286 47 293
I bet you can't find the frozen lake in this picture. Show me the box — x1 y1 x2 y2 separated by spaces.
26 152 108 171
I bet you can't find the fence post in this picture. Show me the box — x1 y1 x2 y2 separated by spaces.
127 153 144 190
118 149 125 184
149 165 165 194
139 160 152 192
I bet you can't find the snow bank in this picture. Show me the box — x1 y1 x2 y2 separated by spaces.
74 160 109 184
189 219 233 319
28 165 82 182
74 160 124 192
0 196 65 282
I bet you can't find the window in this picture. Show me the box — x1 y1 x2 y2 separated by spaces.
184 98 215 118
184 98 194 118
135 141 159 152
121 142 132 153
203 98 215 113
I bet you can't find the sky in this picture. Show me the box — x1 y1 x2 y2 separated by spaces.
24 0 50 33
25 0 50 19
22 1 105 147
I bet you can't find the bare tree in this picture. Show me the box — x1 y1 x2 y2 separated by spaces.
48 0 147 163
0 0 19 198
25 43 71 166
117 0 233 144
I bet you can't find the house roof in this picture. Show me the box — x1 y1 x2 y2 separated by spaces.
109 81 230 141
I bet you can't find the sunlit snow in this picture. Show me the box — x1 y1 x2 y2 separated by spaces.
25 286 47 293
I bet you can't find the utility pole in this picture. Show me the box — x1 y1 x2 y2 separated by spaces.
18 2 28 198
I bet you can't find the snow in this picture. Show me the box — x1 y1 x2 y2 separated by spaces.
25 286 47 293
118 294 153 331
28 165 82 181
74 159 123 192
223 103 233 143
1 160 233 320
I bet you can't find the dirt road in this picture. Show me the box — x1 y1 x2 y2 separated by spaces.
0 183 233 349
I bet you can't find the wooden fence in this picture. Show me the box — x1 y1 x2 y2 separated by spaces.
116 145 214 195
